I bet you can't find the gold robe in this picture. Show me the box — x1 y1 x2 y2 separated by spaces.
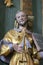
0 29 33 65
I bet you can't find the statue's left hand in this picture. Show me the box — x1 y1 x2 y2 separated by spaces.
13 44 23 52
17 45 23 52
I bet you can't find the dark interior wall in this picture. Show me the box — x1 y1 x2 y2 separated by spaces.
0 0 6 40
32 0 42 34
36 0 42 34
32 0 37 32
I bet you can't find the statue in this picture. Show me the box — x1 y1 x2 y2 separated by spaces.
0 10 40 65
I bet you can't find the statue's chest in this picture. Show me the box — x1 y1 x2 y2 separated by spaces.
11 31 24 44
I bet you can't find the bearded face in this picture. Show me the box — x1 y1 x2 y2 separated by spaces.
16 11 28 26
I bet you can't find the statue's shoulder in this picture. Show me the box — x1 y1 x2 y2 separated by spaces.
8 29 17 34
5 28 18 36
3 29 17 42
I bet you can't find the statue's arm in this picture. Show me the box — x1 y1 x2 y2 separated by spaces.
0 39 13 56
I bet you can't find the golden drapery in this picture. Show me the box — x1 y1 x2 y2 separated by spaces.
0 29 33 65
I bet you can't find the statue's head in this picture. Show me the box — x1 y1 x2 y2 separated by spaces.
15 10 28 26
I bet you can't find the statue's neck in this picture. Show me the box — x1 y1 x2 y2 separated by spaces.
19 26 25 30
18 24 27 31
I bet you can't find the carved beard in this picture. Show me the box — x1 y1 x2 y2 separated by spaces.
18 20 28 27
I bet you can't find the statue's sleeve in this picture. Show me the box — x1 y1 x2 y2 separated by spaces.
0 39 13 56
0 30 14 56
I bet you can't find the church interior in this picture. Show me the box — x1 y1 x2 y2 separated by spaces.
0 0 43 65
